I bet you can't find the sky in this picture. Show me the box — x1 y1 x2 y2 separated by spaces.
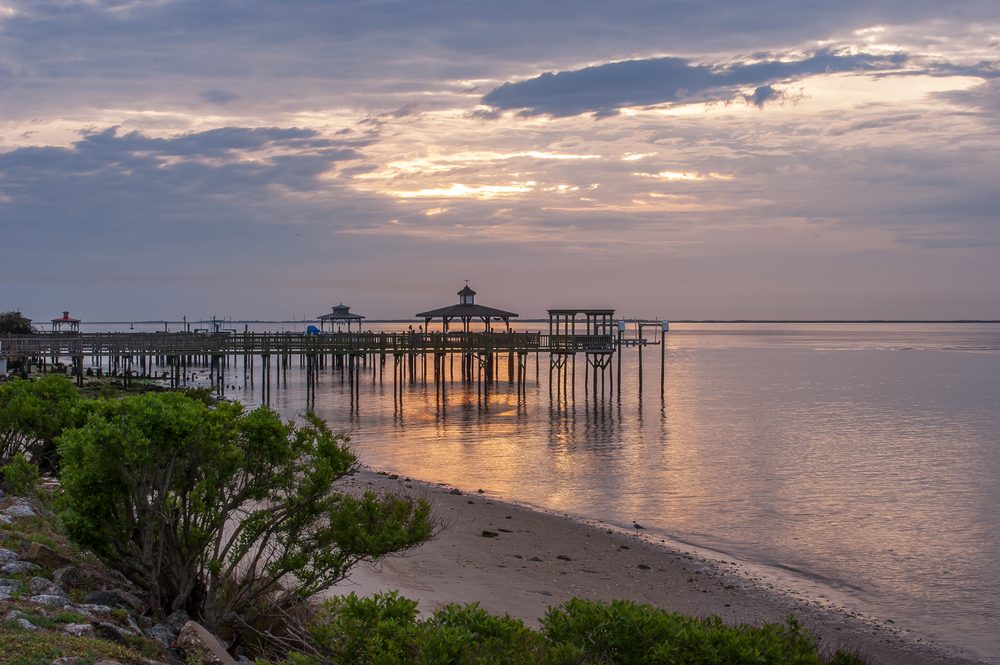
1 0 998 321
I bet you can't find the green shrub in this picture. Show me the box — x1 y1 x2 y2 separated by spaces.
0 375 82 471
542 599 837 664
0 452 40 496
289 595 860 665
57 392 432 633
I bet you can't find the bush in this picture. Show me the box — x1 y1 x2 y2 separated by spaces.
0 452 40 496
285 595 864 665
56 392 433 634
0 375 82 471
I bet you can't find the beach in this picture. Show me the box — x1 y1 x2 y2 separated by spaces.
330 468 983 665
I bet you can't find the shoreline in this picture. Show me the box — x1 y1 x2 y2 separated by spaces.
329 467 985 665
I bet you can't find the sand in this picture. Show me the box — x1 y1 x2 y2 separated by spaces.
327 468 983 665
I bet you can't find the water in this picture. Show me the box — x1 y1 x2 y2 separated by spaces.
86 322 1000 661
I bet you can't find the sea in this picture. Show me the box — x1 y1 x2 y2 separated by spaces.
83 322 1000 662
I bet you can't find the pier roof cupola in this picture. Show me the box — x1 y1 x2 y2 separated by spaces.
417 283 518 332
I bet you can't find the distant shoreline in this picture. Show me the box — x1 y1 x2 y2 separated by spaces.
80 319 1000 325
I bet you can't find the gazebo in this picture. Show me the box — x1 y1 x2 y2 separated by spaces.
318 303 365 333
51 311 80 333
416 284 518 332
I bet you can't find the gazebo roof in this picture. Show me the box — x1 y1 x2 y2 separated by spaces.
416 303 518 320
318 303 365 321
52 311 80 323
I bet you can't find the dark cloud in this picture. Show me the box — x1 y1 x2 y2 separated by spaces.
482 50 907 117
743 85 781 109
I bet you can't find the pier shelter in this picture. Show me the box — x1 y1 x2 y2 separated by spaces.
416 285 518 332
51 311 80 333
318 303 365 333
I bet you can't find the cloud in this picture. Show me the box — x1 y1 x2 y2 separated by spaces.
743 85 781 108
934 79 1000 114
482 50 908 117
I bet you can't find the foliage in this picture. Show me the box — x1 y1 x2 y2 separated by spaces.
288 592 545 665
280 595 867 665
56 391 433 633
0 310 33 336
0 375 82 471
0 452 40 496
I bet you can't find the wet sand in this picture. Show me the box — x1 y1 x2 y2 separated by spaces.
328 468 983 665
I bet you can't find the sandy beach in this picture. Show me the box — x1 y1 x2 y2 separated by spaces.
329 468 983 665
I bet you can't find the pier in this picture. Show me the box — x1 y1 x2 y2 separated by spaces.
1 287 669 409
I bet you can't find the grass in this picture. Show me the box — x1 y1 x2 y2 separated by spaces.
0 623 139 665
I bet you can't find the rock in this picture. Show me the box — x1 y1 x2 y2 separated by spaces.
3 502 36 518
31 593 72 607
0 514 11 525
1 561 40 574
92 661 125 665
632 522 645 529
556 554 572 561
13 617 38 631
175 620 237 665
30 577 67 597
53 565 81 588
145 623 177 648
164 609 192 634
51 658 87 665
0 547 19 563
481 530 499 538
73 603 114 615
64 623 97 638
0 586 17 601
20 542 73 569
95 621 139 643
637 564 651 570
0 577 17 586
83 589 144 611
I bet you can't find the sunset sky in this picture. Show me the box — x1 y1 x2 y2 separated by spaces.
2 0 998 321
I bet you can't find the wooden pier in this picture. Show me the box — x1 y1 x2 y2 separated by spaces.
1 324 667 407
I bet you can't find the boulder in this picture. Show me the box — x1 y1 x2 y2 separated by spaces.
0 577 17 587
1 561 40 574
3 502 36 518
20 542 73 569
164 609 191 634
84 588 145 611
0 586 16 601
53 565 81 588
175 620 237 665
0 547 19 563
31 594 72 607
29 577 66 597
63 623 96 638
50 658 87 665
145 623 176 648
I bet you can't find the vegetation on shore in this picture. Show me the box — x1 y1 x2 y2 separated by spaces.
0 374 868 664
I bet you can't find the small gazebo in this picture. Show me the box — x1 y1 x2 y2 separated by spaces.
416 284 518 332
51 311 80 333
318 303 365 333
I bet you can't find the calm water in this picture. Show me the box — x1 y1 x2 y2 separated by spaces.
92 322 1000 661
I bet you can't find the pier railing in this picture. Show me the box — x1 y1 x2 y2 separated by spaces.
1 330 617 359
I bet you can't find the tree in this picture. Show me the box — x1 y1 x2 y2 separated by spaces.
0 374 82 470
0 310 34 335
57 392 432 634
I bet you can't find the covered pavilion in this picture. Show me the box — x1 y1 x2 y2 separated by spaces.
317 303 366 332
51 311 80 333
416 284 518 332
